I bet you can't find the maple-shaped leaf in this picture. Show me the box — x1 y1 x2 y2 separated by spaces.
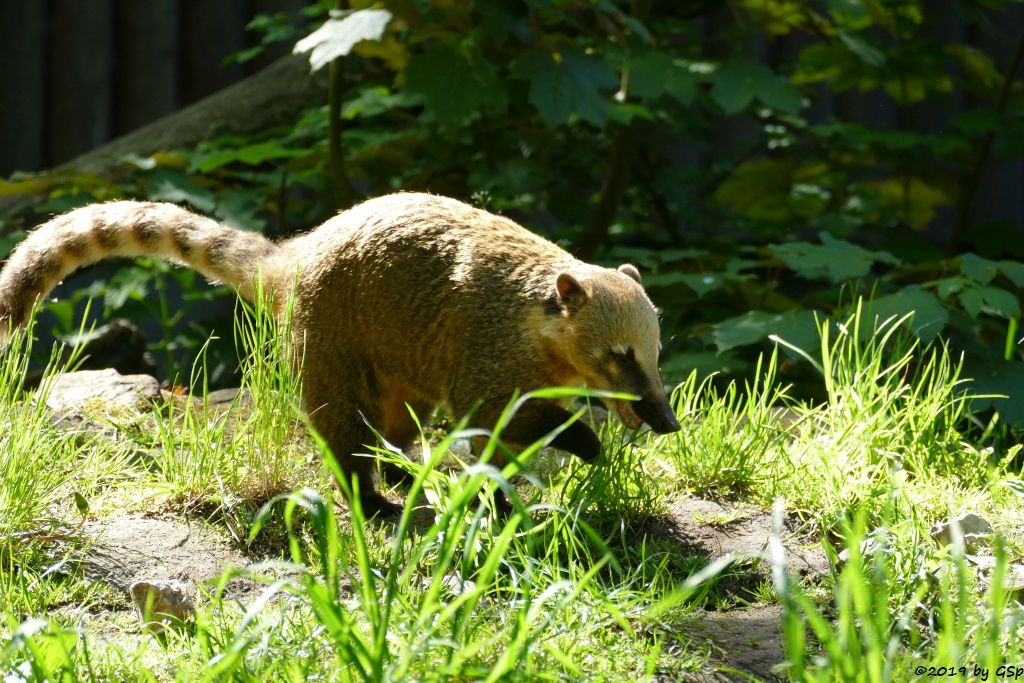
293 9 392 72
512 49 618 127
404 44 506 127
711 59 803 114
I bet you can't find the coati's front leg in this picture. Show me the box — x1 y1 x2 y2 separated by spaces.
464 398 601 514
303 368 435 518
471 398 603 463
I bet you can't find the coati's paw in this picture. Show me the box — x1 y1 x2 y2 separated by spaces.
380 461 415 487
491 489 514 518
551 421 603 462
358 491 404 519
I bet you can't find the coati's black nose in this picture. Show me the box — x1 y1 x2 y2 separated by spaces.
634 394 681 434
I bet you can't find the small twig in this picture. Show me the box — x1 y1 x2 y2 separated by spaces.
951 31 1024 249
11 516 87 548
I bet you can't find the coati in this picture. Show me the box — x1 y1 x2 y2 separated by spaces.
0 193 681 516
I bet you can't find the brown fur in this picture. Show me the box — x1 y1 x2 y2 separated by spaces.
0 193 679 515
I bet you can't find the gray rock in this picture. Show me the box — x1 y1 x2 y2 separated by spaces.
206 387 251 409
44 368 160 415
966 555 1024 600
931 512 994 552
130 579 195 630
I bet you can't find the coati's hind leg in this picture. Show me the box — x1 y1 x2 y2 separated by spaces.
306 406 402 518
377 384 435 487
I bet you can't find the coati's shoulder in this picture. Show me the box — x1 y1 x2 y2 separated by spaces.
280 192 577 296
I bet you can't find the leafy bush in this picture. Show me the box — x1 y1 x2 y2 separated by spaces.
2 0 1023 430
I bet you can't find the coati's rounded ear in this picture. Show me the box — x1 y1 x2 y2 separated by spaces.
555 272 589 311
618 263 642 284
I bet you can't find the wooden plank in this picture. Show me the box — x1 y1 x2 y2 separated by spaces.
179 0 248 104
0 0 47 174
113 0 180 135
48 0 115 166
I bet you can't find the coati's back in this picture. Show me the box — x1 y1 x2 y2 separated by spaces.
277 193 582 400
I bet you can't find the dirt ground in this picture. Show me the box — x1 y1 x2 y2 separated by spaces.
75 495 828 681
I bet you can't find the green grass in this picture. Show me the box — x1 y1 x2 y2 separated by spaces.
1 296 1023 681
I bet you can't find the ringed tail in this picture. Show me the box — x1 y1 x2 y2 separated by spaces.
0 201 278 344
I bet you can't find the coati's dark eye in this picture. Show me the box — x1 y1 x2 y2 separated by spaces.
610 349 634 366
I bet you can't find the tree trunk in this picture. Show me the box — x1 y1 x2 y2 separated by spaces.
0 53 327 230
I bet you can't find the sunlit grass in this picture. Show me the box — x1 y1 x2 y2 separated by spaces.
1 295 1023 680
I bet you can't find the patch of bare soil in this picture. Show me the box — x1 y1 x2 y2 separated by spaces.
79 515 268 602
659 497 830 581
677 605 787 682
644 497 830 681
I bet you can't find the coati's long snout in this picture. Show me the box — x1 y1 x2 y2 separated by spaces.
632 393 681 434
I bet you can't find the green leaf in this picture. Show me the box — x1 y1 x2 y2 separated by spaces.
769 233 897 282
194 141 304 173
512 49 618 127
999 260 1024 288
629 53 697 104
223 45 264 65
934 276 965 300
960 252 998 285
714 158 797 220
642 270 727 297
117 152 158 170
868 285 948 341
825 0 871 30
679 272 728 297
979 286 1020 319
342 86 420 120
869 177 948 229
405 44 506 126
711 309 817 352
145 168 216 213
104 266 154 311
73 492 89 515
215 188 266 232
946 44 1002 91
964 358 1024 428
711 60 803 115
293 8 392 72
659 351 749 380
960 287 984 318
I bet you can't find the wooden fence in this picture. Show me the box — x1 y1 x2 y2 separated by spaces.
0 1 1021 234
0 0 306 176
